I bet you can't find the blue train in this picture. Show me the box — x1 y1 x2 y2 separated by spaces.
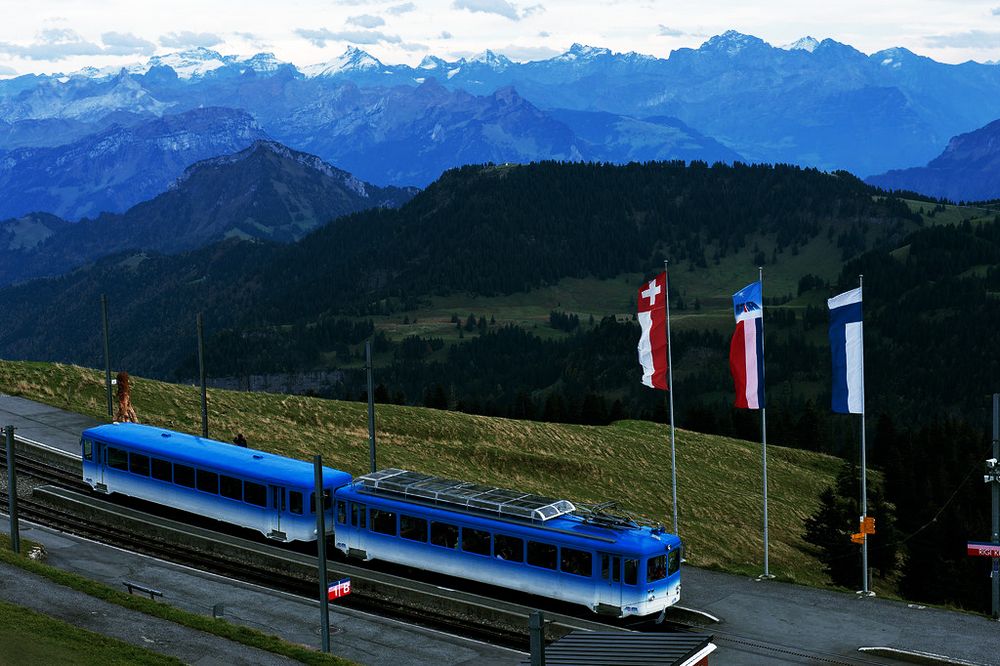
80 422 682 618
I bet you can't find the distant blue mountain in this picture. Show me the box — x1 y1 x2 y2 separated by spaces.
3 31 999 183
866 118 1000 202
0 107 266 220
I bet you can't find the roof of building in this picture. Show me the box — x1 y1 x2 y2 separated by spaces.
518 631 716 666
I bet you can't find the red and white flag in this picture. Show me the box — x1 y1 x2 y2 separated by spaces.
637 272 669 390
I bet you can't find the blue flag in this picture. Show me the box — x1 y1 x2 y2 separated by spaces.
828 287 864 414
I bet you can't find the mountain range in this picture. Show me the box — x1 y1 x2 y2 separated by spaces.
0 140 415 286
0 107 265 220
3 31 1000 194
866 119 1000 202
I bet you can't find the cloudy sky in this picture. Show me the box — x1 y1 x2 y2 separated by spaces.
1 0 999 77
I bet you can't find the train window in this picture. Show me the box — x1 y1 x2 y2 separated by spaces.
337 501 347 525
494 534 524 562
244 481 267 507
151 458 172 482
220 475 242 501
400 515 428 542
430 522 458 549
82 439 93 461
351 503 367 528
129 452 150 476
527 541 557 570
107 447 128 471
668 549 681 576
174 463 195 488
647 555 667 582
561 548 592 577
289 491 303 515
309 490 333 514
624 559 638 585
601 554 610 580
370 509 397 536
462 528 491 556
613 556 621 582
196 469 219 494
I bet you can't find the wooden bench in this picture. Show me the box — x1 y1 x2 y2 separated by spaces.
123 581 163 600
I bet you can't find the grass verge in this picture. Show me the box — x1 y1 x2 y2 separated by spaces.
0 533 354 665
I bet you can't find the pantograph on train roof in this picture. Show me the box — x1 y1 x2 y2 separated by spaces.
354 468 576 522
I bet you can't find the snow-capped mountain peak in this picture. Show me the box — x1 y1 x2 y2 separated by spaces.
144 47 228 78
556 43 612 61
782 36 820 53
418 55 451 70
469 49 512 70
303 46 384 77
238 53 285 73
700 30 769 55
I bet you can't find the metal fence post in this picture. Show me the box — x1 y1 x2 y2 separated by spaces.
5 425 19 554
529 611 545 666
102 295 112 418
366 340 377 473
315 455 330 652
197 314 208 438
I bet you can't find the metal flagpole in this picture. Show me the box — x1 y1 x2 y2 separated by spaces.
859 274 870 595
759 266 772 579
366 340 377 474
664 259 678 535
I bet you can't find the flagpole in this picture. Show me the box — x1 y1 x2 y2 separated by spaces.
859 274 870 595
759 266 772 579
664 259 679 536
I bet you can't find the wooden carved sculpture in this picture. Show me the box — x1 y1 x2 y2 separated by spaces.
114 371 138 423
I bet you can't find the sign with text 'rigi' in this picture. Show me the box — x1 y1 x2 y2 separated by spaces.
328 578 351 600
967 542 1000 558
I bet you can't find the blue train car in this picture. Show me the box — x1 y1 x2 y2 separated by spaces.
332 469 682 618
80 423 350 542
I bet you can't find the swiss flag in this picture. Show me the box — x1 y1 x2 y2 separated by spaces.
637 272 669 390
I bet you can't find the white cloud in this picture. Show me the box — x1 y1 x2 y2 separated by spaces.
159 31 223 48
440 31 454 39
347 15 385 29
295 27 401 47
538 31 550 37
522 3 545 17
492 44 560 61
925 30 1000 49
400 42 428 51
658 25 684 37
993 7 1000 16
453 0 520 21
0 29 155 60
101 31 156 56
387 3 416 15
0 64 17 75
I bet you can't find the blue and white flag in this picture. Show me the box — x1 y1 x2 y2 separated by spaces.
828 287 864 414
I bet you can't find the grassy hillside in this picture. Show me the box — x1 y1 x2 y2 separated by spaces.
0 360 842 587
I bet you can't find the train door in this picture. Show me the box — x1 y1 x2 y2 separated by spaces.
595 552 622 614
91 439 107 492
269 485 287 540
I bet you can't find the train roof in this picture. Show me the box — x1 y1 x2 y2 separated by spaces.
338 469 680 555
83 423 352 490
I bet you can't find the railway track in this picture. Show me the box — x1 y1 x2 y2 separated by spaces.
2 437 908 664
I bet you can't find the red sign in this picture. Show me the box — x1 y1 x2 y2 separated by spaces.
328 578 351 600
967 542 1000 557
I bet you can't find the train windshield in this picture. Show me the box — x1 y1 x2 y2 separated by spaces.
668 549 681 576
646 555 667 582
